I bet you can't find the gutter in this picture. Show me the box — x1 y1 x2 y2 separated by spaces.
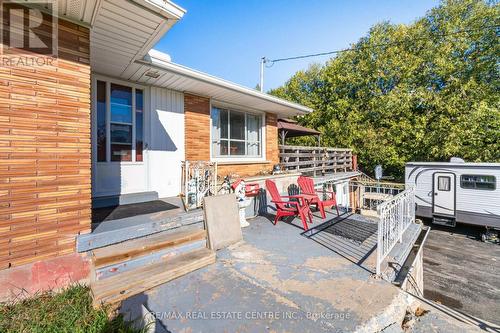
136 52 314 115
131 0 186 20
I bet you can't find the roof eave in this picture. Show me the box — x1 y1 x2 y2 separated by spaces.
132 0 186 20
138 52 313 115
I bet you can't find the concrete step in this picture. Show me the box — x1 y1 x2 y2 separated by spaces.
92 228 207 268
91 248 216 308
92 229 208 280
77 209 205 252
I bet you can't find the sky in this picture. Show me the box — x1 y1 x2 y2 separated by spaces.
154 0 440 91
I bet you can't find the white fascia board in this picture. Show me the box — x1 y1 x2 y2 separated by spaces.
132 0 186 20
139 50 313 114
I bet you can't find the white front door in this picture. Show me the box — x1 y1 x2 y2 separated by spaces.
91 77 149 197
432 172 455 217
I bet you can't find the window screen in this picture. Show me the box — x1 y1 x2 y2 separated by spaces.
96 80 143 162
135 89 144 162
96 81 106 162
110 84 133 161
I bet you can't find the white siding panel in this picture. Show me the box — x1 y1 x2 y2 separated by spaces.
148 87 185 198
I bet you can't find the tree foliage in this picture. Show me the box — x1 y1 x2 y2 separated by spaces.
270 0 499 178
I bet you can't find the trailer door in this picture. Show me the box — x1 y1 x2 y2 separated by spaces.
432 172 456 217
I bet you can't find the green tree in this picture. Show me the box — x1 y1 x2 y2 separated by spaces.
270 0 499 179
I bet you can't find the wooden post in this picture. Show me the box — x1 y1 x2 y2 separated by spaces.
322 148 326 175
296 148 300 173
313 148 317 177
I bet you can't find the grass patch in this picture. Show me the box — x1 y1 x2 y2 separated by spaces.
0 284 142 333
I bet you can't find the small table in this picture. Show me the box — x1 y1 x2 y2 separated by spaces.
299 193 318 203
300 193 319 218
287 194 315 227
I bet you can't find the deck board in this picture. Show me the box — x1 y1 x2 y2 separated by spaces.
92 228 206 268
92 248 216 307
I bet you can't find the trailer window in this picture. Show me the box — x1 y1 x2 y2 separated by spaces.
460 175 496 190
437 176 451 191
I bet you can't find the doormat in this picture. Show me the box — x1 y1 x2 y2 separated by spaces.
321 217 378 245
92 200 179 224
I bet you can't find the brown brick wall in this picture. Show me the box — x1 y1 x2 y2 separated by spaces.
184 94 279 178
0 14 91 269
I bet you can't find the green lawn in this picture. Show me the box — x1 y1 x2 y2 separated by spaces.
0 285 142 333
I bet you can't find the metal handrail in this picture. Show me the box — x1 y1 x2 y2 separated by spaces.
376 186 416 275
349 181 405 213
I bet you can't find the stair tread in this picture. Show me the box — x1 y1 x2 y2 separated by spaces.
92 248 215 305
92 228 206 268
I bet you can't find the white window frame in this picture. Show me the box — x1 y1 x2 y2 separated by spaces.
92 75 146 164
210 101 267 163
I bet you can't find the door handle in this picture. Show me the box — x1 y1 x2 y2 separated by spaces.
434 192 438 195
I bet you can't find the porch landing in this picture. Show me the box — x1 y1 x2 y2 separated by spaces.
91 197 185 232
78 197 204 252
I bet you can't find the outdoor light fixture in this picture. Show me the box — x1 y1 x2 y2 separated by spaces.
144 70 161 78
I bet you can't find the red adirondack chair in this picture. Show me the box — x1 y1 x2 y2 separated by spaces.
265 179 313 230
297 175 340 219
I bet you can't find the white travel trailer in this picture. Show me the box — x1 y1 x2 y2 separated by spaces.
405 161 500 229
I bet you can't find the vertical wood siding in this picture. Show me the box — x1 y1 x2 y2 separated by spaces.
0 15 91 269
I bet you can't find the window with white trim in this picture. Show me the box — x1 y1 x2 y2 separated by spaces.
96 80 144 162
211 107 263 158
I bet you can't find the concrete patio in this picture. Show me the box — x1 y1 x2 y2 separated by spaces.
118 208 486 332
118 209 403 331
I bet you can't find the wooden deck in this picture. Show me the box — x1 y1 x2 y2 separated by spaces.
279 145 354 176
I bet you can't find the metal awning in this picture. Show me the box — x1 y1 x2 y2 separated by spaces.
277 118 320 137
277 118 320 145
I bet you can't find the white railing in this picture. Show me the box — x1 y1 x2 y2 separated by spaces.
181 161 218 211
349 181 405 216
376 186 415 276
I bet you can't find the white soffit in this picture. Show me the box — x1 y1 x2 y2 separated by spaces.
129 51 313 117
56 0 96 23
65 0 185 78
